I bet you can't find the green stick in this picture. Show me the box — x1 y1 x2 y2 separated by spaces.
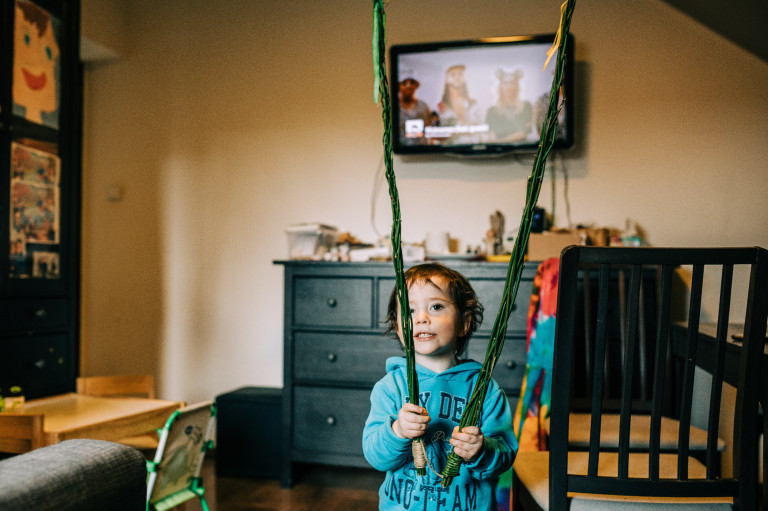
373 0 426 476
440 0 577 487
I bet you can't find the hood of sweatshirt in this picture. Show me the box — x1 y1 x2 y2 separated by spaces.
385 356 482 384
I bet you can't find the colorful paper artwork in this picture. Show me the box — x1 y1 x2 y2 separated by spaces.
10 141 61 279
13 0 61 129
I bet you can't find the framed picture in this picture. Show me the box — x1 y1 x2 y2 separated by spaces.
9 141 61 279
12 0 62 129
32 249 60 278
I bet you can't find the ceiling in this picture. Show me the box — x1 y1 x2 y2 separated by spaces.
661 0 768 63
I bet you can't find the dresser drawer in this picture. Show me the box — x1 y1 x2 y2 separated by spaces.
0 334 71 398
377 276 533 334
294 277 373 328
294 332 399 385
0 299 70 334
293 386 371 457
471 278 533 334
465 335 526 393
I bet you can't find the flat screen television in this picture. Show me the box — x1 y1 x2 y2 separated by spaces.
390 33 574 156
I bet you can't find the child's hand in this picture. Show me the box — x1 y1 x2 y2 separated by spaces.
393 403 430 439
449 425 484 462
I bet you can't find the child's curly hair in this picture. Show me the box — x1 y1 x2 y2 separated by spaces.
385 262 484 357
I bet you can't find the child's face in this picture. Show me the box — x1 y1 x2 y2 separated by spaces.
396 275 469 362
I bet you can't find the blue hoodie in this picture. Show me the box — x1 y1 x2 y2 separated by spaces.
363 357 517 511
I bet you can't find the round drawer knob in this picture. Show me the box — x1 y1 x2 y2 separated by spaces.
34 359 46 369
506 360 517 370
327 298 337 308
327 353 337 362
326 416 336 426
34 308 48 318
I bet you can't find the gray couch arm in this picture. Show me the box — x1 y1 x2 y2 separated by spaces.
0 439 147 511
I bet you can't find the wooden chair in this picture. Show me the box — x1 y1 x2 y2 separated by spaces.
512 246 768 510
0 413 44 454
76 374 159 451
533 263 723 462
76 374 156 399
566 265 724 469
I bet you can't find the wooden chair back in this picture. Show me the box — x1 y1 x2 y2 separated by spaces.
546 246 767 509
76 375 155 399
572 264 658 413
565 256 724 468
0 413 45 454
76 374 159 452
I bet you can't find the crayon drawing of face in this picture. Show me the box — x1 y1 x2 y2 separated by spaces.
13 1 61 126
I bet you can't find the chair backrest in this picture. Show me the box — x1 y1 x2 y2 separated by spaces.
572 263 659 413
76 375 155 399
146 401 216 509
0 413 44 454
549 246 768 509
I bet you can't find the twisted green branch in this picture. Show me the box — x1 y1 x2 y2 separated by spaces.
440 0 576 486
373 0 425 476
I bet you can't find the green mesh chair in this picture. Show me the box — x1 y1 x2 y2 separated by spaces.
146 400 217 511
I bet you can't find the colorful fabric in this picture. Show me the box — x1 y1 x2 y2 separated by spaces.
496 258 560 510
513 257 559 451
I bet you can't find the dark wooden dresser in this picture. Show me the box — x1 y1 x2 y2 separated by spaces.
274 260 539 487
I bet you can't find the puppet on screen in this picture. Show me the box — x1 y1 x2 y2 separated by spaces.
13 0 61 128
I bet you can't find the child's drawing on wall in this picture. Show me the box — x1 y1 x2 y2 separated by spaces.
13 0 61 128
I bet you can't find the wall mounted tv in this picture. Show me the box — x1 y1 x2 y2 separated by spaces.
390 33 574 156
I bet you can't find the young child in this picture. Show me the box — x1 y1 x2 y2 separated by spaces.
363 263 517 511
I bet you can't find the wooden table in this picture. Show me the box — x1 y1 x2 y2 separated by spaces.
17 393 182 446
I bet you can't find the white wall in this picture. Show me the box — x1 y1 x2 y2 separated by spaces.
80 0 768 404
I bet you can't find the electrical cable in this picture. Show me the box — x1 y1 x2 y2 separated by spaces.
559 152 572 229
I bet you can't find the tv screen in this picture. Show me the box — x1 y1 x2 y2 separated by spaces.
390 34 574 156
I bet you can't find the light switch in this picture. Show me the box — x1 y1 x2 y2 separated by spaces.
107 184 124 202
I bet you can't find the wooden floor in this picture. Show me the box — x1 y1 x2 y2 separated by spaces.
181 457 382 511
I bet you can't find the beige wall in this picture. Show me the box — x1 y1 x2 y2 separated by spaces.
80 0 128 61
80 0 768 404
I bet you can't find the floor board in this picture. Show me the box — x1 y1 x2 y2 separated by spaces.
181 457 381 511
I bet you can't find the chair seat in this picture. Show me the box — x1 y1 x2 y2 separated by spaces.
565 413 726 452
514 451 733 510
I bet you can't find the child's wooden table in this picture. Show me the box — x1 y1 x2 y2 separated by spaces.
10 392 182 446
